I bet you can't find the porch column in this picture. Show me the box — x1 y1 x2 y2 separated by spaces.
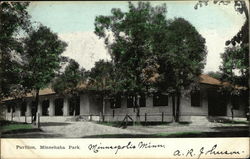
63 97 69 116
26 101 32 116
10 106 13 121
49 98 55 116
15 103 21 117
80 94 90 115
37 101 42 115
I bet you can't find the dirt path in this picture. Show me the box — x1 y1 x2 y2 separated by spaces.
40 122 140 138
40 121 249 138
2 121 248 138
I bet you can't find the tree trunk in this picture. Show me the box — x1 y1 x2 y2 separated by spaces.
172 95 176 122
32 89 39 123
229 95 234 121
135 94 140 123
102 95 105 117
73 97 76 116
176 91 181 122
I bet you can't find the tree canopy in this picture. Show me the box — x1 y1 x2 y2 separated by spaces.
155 17 207 92
0 2 31 99
95 2 207 121
87 59 114 92
52 58 86 95
23 25 67 91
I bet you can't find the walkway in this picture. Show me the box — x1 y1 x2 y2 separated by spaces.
40 121 139 138
2 120 248 138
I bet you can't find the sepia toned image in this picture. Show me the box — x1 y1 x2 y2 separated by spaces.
0 0 249 142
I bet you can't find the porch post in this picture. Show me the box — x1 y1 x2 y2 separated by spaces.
15 103 21 117
49 98 55 116
26 101 32 116
80 94 90 115
63 97 69 116
37 101 42 116
10 106 13 121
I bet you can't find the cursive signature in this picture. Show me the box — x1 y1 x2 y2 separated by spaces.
173 144 244 159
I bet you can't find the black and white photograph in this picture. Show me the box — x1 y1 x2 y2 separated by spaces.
0 0 249 158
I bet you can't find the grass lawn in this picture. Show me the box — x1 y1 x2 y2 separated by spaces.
155 131 203 137
82 129 249 138
0 120 38 134
82 131 204 138
1 124 33 132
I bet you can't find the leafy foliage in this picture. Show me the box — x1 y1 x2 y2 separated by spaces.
0 2 31 99
23 25 67 91
52 59 86 95
95 2 169 93
95 2 207 121
220 44 249 87
87 60 114 92
155 18 207 92
207 71 223 80
195 0 248 19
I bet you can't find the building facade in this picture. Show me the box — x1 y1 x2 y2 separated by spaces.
3 75 248 123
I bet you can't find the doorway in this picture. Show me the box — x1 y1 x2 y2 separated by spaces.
208 89 227 116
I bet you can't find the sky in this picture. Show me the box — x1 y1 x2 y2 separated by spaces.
27 1 246 72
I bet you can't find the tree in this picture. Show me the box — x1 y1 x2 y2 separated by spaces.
95 2 207 122
87 60 114 115
88 60 114 91
0 2 31 100
95 2 169 121
155 18 207 121
52 59 86 116
23 25 67 122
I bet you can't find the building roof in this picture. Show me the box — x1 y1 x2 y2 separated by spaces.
2 74 246 102
199 74 247 90
199 74 222 86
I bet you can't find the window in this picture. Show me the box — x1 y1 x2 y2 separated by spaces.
232 95 240 110
110 95 121 109
127 95 134 108
191 90 201 107
127 94 146 108
153 93 168 106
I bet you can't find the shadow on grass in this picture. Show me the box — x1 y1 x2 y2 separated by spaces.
211 126 249 132
208 117 249 124
40 122 72 127
1 132 63 138
82 130 249 138
0 120 26 127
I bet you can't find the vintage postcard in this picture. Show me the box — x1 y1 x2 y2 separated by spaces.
0 1 249 158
